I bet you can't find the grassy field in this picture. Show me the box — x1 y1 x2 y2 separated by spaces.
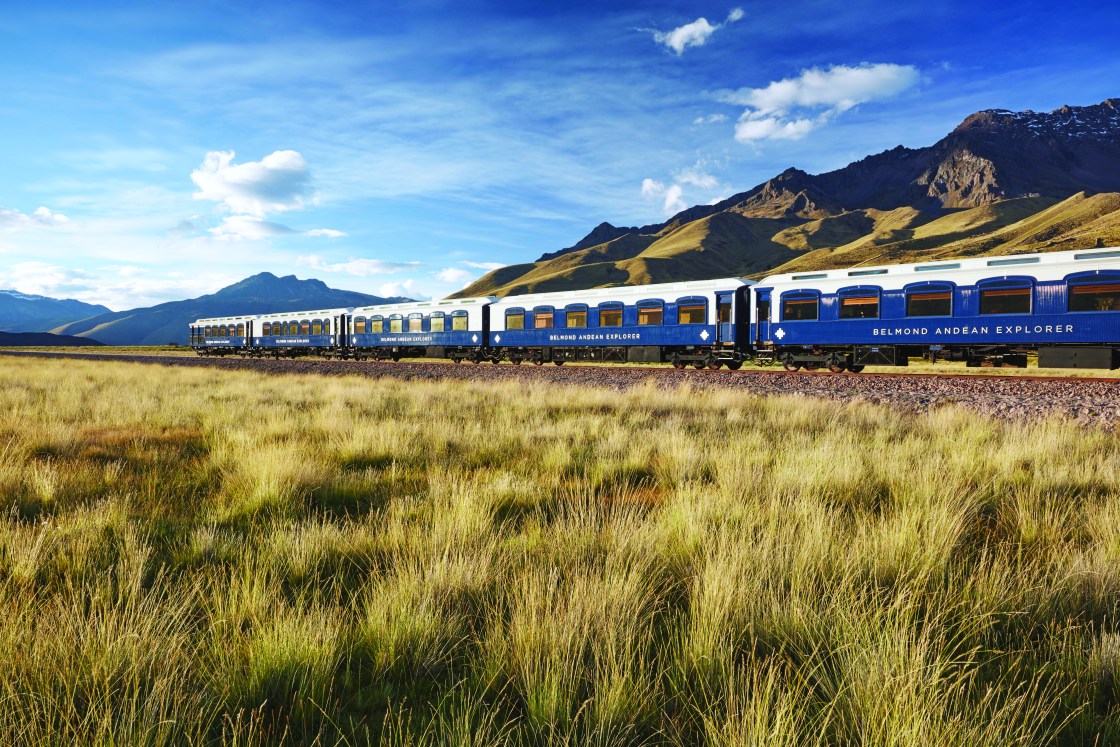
1 356 1119 745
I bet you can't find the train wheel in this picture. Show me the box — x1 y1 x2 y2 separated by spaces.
692 360 706 370
451 356 462 364
533 358 543 366
827 354 846 373
490 357 502 364
554 360 564 366
847 365 865 373
671 355 684 370
511 358 522 365
707 358 722 370
725 361 742 371
471 357 482 364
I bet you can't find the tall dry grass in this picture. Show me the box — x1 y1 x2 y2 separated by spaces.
0 356 1117 744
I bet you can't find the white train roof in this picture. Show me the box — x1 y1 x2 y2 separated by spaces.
756 246 1120 293
350 296 496 316
488 277 751 309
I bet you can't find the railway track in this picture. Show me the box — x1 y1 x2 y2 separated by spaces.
5 350 1119 428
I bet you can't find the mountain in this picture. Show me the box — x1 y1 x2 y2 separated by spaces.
0 290 111 333
52 273 411 345
454 99 1120 298
0 331 105 347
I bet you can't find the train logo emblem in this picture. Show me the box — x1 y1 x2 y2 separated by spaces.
774 327 786 340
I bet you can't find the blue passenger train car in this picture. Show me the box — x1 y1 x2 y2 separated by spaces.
487 279 752 367
753 247 1120 370
348 297 493 361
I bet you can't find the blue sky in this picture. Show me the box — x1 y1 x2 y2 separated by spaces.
1 0 1118 309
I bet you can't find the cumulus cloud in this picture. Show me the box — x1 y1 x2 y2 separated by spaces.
209 215 294 241
641 179 687 216
303 228 347 238
297 253 423 277
0 261 92 297
191 150 312 217
378 279 426 299
642 162 725 217
647 7 744 55
0 206 71 230
721 63 920 142
436 267 475 286
463 260 506 271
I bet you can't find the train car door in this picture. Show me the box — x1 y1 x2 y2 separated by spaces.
754 290 771 344
334 314 349 351
716 292 734 344
246 321 253 348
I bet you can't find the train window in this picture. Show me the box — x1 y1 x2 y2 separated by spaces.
390 316 403 333
354 317 366 334
262 322 271 336
637 303 663 325
204 326 212 336
408 313 423 332
451 311 468 331
312 320 323 334
980 288 1031 315
1069 284 1120 312
371 317 384 333
839 295 879 319
599 304 623 327
566 309 587 328
219 325 228 336
236 324 245 336
300 321 311 335
906 291 951 317
782 298 818 321
505 310 525 329
678 304 706 325
534 310 554 329
430 313 445 332
718 300 732 324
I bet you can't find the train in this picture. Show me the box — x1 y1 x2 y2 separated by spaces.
189 246 1120 371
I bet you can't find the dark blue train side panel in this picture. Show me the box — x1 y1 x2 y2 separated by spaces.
491 325 718 348
352 331 482 348
252 335 334 348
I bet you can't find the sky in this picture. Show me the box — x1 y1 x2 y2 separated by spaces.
1 0 1119 310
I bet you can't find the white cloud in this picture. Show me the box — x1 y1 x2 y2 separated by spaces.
648 8 744 55
436 267 475 286
723 63 920 142
191 150 312 217
640 179 687 216
675 166 719 189
463 260 506 271
0 206 71 230
693 113 728 125
377 279 425 299
303 228 347 238
209 215 294 241
297 253 423 277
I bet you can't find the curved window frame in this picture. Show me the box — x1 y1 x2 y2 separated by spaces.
532 306 555 329
837 285 881 320
298 320 310 335
451 310 468 331
780 290 820 322
429 311 445 332
353 316 367 334
311 319 323 335
676 296 707 325
408 312 423 333
389 314 404 334
504 308 526 330
977 277 1034 316
370 315 384 333
1066 271 1120 313
598 302 623 327
637 300 664 326
565 303 588 328
204 326 212 337
904 281 955 318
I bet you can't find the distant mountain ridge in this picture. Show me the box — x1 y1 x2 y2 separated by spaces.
0 330 105 347
0 290 111 333
456 98 1120 299
51 272 411 345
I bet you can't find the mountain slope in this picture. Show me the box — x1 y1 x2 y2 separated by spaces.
0 291 111 333
454 99 1120 299
53 273 411 345
0 331 106 347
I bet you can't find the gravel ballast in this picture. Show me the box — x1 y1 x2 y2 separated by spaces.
6 351 1120 428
